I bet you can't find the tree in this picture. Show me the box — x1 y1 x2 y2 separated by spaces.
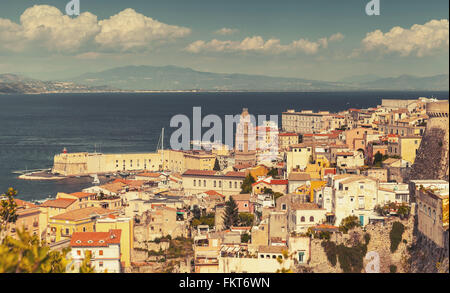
0 229 70 273
390 221 405 253
0 188 19 242
267 168 278 178
213 158 221 171
339 215 361 234
192 205 202 219
241 233 251 243
240 174 256 194
373 151 383 167
223 197 239 228
238 213 254 227
79 250 95 273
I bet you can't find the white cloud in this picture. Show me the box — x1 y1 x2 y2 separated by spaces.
0 5 100 53
362 19 449 57
0 5 191 53
214 28 239 35
95 8 191 51
185 33 344 54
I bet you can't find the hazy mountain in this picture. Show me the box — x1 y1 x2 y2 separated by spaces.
0 73 115 94
68 65 355 91
338 74 383 84
2 67 449 94
360 74 449 91
68 66 449 91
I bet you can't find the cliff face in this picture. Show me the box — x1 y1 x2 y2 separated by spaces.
305 216 414 273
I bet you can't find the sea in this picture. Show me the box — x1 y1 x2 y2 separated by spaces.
0 91 448 202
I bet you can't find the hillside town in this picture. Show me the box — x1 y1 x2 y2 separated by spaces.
2 97 448 273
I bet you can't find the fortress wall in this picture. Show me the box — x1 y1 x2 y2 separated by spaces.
52 150 188 176
408 101 449 181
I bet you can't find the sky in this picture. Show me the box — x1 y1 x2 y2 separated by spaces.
0 0 448 81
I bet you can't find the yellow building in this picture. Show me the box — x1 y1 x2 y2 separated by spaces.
184 151 216 171
388 136 422 164
286 143 313 175
247 165 270 179
96 216 134 268
48 207 117 244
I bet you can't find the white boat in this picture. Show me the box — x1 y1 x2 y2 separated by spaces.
92 174 100 185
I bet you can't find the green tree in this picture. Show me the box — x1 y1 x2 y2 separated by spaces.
267 168 278 178
373 151 383 167
79 250 95 273
0 229 70 273
390 222 405 253
0 188 19 242
213 158 221 171
240 174 256 194
241 233 251 243
238 213 254 227
223 197 239 228
339 215 361 234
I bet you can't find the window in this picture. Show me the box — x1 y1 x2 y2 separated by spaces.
193 180 196 187
281 203 287 210
309 216 314 222
99 250 103 256
77 250 81 256
298 252 305 263
99 261 103 267
82 227 86 232
204 180 206 187
235 182 237 189
301 216 305 222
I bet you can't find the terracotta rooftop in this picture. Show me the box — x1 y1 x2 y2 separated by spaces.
258 245 287 254
270 179 288 185
14 198 37 209
224 171 246 178
230 194 251 201
70 192 96 199
182 169 217 176
203 190 225 198
291 202 323 210
70 229 121 247
136 172 162 178
50 207 116 221
40 198 77 209
288 172 311 181
336 152 355 156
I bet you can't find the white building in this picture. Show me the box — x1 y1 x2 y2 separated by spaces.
288 203 327 234
70 229 121 273
328 175 379 226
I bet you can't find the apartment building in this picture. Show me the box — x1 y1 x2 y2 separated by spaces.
282 109 331 134
70 229 122 273
181 169 246 197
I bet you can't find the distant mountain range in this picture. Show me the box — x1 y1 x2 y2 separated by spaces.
1 66 448 94
68 66 450 91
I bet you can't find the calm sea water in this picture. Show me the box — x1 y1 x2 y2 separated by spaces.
0 91 448 201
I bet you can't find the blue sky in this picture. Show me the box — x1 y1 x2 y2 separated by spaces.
0 0 448 81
